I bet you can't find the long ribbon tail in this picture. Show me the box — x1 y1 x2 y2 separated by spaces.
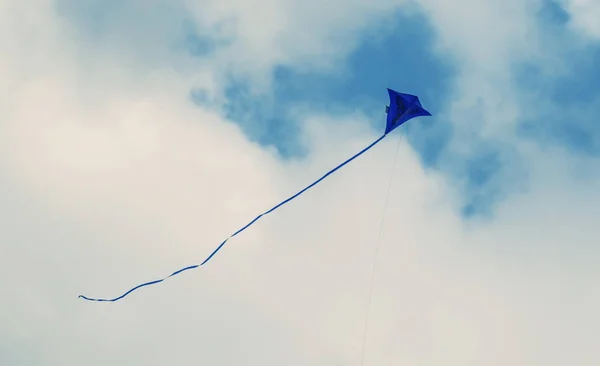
79 133 388 302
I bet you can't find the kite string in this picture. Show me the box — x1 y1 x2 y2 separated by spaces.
358 134 402 366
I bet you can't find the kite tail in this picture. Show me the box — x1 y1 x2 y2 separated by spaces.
79 133 388 302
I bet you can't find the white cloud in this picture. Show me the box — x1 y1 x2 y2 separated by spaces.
1 0 599 365
52 0 411 99
416 0 550 145
563 0 600 40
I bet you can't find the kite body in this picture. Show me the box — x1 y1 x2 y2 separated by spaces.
79 88 431 302
385 89 432 134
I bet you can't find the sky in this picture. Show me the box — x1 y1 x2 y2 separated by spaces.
1 0 599 364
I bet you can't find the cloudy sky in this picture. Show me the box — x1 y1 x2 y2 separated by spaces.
1 0 599 364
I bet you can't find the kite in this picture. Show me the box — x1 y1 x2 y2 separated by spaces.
79 88 432 302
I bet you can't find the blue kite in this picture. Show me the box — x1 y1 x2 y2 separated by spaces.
79 88 432 302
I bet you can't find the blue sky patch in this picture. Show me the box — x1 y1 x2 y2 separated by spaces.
211 8 455 162
515 42 600 157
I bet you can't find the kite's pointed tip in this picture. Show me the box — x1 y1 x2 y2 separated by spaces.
415 103 432 117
